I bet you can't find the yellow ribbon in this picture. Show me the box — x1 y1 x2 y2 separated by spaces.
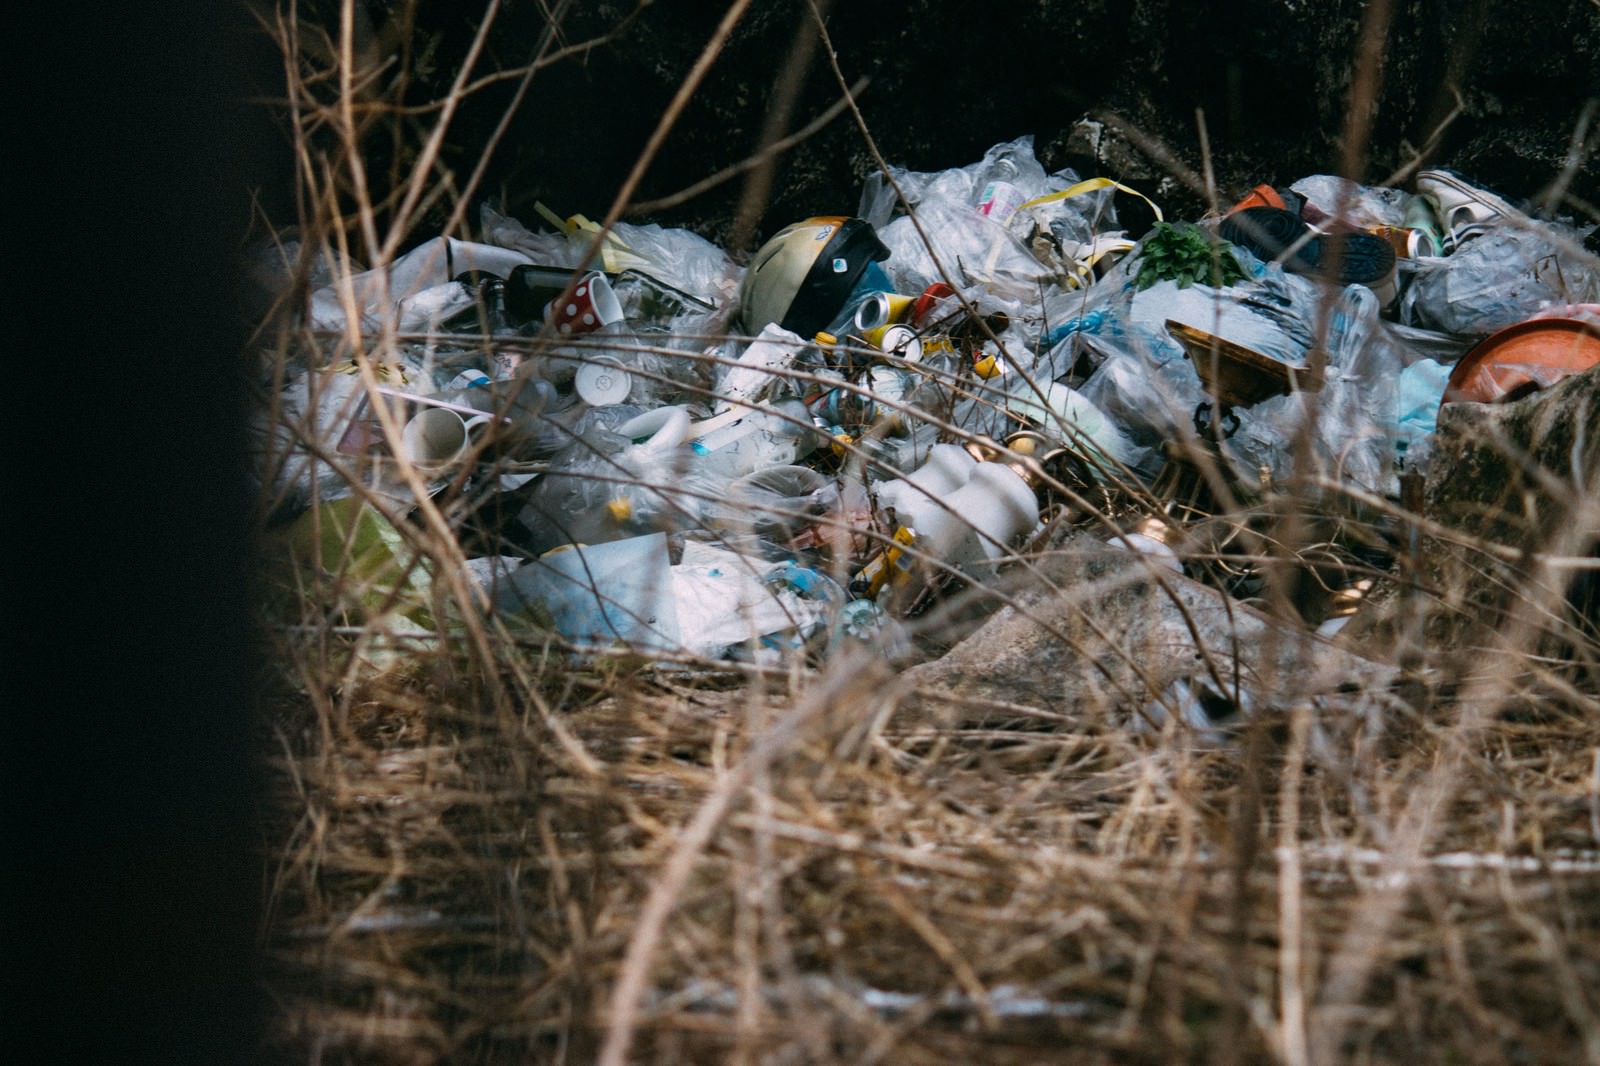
1018 177 1164 222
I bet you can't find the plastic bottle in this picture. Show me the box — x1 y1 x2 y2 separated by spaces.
973 152 1025 226
873 443 978 530
1004 380 1140 479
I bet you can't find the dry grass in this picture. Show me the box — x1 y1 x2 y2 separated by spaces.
252 3 1600 1063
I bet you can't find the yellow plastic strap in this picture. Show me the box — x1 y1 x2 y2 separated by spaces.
533 201 569 232
1018 177 1163 222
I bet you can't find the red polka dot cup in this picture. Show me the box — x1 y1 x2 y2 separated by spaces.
547 271 624 335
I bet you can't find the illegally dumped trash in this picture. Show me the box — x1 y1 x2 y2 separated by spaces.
253 134 1600 678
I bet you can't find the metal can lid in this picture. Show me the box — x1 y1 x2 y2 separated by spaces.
873 324 923 363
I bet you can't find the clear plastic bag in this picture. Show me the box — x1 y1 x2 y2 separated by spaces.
694 464 841 549
518 406 697 553
1288 174 1409 229
861 137 1061 304
307 237 536 332
1219 283 1411 493
479 203 742 326
858 136 1051 225
1071 246 1418 493
1399 220 1600 336
876 193 1054 304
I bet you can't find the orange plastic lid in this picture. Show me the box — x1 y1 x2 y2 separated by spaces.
1443 317 1600 405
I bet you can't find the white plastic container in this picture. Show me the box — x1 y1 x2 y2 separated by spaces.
911 461 1040 570
873 443 977 531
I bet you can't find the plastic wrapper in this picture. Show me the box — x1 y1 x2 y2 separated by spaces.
1289 174 1409 229
1399 220 1600 336
494 532 682 651
669 543 844 661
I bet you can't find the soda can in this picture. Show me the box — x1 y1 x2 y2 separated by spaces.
1373 225 1441 259
862 323 923 364
853 291 914 332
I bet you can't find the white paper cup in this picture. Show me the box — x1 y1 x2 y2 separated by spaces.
574 356 632 406
400 408 468 472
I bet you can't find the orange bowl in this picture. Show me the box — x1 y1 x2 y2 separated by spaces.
1444 317 1600 405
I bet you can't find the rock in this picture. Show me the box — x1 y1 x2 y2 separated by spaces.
1341 364 1599 667
897 529 1394 727
1421 364 1599 651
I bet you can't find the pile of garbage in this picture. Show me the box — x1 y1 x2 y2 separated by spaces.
253 136 1600 667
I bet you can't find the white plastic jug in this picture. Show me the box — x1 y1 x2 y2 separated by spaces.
872 443 977 531
908 461 1040 571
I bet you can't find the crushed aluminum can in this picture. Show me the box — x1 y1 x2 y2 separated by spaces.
1373 225 1441 259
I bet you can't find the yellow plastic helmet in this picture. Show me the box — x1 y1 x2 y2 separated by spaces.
738 215 889 338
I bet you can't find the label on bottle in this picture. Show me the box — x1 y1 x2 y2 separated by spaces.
975 180 1025 226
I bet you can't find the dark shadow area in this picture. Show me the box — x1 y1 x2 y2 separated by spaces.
5 2 278 1062
320 0 1598 250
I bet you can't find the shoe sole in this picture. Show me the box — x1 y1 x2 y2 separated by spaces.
1220 208 1396 304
